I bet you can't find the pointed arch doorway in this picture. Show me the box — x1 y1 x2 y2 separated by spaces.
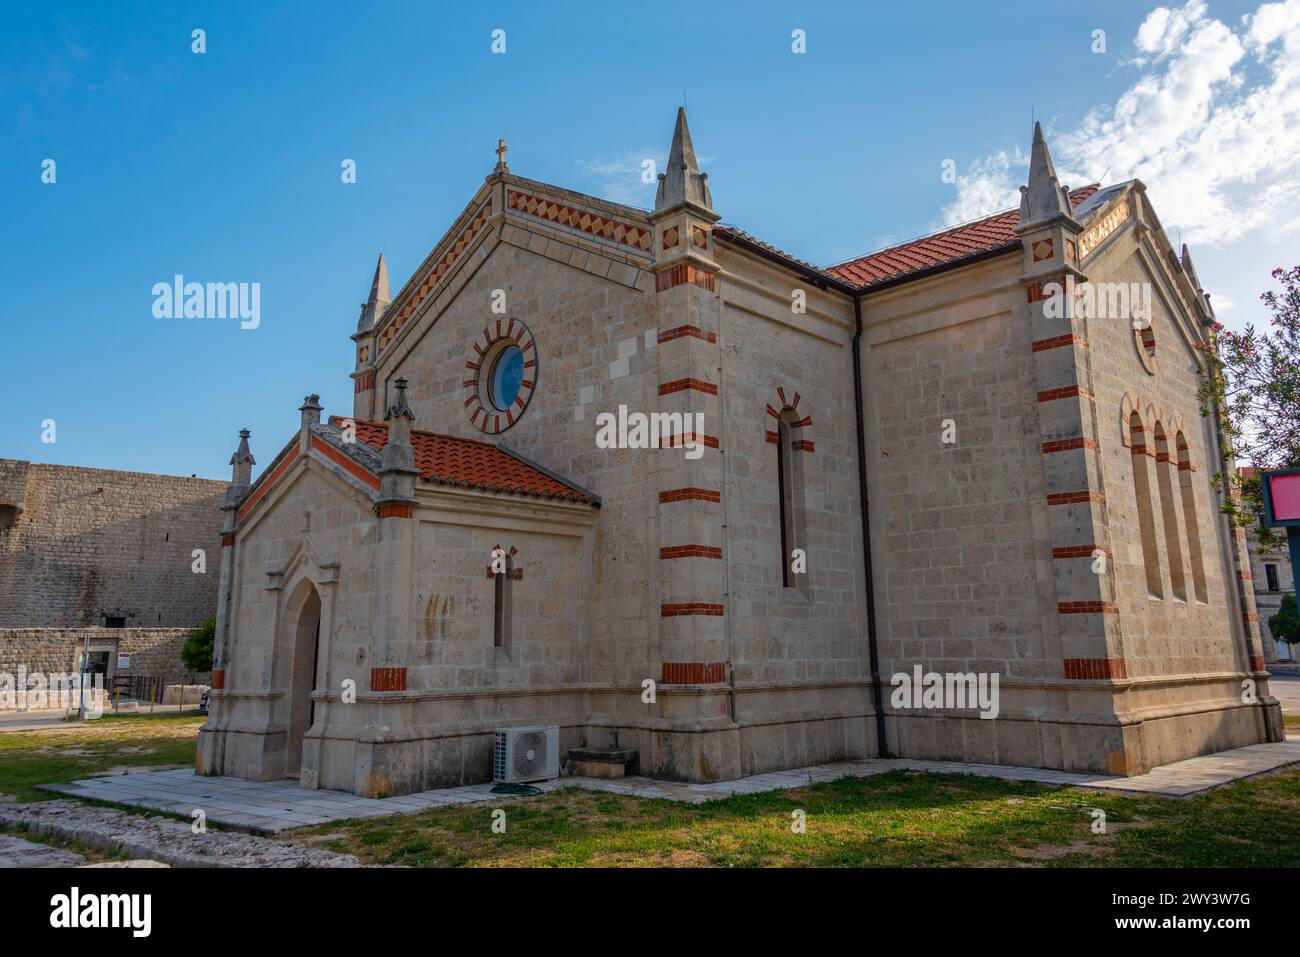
285 587 321 779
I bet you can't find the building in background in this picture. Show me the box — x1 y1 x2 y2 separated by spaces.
0 458 224 699
1239 467 1297 665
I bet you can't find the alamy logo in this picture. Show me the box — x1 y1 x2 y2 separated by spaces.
890 666 1000 719
50 887 151 937
594 405 707 460
152 275 260 329
1040 276 1153 326
0 668 104 717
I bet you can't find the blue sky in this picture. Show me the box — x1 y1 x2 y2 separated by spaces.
2 0 1292 479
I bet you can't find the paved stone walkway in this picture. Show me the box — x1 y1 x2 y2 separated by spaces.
0 832 88 867
40 739 1300 833
1268 674 1300 714
0 801 358 867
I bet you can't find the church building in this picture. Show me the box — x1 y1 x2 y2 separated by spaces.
197 110 1284 796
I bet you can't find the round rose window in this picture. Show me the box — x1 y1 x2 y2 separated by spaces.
489 344 524 410
465 319 536 434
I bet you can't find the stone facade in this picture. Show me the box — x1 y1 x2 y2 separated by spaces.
0 459 226 628
198 112 1282 796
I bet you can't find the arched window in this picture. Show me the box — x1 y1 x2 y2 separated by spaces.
776 410 806 589
1176 431 1208 602
1153 424 1187 600
1130 413 1163 599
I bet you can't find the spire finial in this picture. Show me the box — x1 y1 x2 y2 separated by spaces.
495 137 509 173
228 428 255 488
379 378 418 493
386 378 415 422
356 253 391 333
653 106 715 217
1019 121 1077 229
299 394 322 429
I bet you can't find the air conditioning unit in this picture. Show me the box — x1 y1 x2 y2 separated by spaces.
493 725 560 783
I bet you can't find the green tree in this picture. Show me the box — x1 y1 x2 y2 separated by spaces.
181 617 216 672
1199 265 1300 545
1270 594 1300 646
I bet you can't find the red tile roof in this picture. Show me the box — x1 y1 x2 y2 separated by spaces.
335 418 599 505
823 185 1100 289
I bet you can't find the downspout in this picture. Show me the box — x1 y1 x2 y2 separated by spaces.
852 294 889 758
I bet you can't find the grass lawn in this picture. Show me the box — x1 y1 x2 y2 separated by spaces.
4 713 1299 867
0 712 204 803
293 767 1300 868
1285 714 1300 731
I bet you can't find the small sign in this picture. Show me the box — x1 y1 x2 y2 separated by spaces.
116 654 130 670
1261 469 1300 527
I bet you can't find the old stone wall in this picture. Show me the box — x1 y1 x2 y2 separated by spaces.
0 459 226 628
0 627 210 702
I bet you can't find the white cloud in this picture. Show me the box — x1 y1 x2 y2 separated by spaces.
941 0 1300 248
574 151 663 207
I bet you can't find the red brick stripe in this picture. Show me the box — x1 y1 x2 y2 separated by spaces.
1063 658 1127 679
1031 334 1088 352
354 371 375 393
661 603 725 617
1042 437 1096 453
313 437 382 490
370 667 407 692
660 545 723 560
1046 491 1104 506
660 662 726 684
662 432 720 450
793 440 815 452
1052 545 1108 559
1025 276 1066 303
659 487 721 504
1058 601 1119 614
210 669 225 690
1249 655 1267 671
1036 385 1093 402
656 263 715 293
221 533 235 547
659 377 718 397
658 325 716 345
377 503 413 519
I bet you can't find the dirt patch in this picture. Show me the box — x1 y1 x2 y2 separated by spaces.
1011 840 1099 860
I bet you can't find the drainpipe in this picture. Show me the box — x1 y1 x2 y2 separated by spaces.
852 294 889 758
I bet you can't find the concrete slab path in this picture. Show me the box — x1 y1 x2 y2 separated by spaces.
39 739 1300 833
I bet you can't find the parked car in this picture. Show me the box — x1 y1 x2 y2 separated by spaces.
199 689 209 713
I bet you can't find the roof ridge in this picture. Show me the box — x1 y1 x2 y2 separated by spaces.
330 415 499 450
825 183 1101 270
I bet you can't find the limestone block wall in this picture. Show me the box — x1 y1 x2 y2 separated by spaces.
0 459 225 628
0 627 209 694
1082 227 1243 679
376 198 660 693
860 259 1054 684
222 463 375 694
716 251 866 688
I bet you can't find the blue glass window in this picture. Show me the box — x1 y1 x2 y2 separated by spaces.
489 345 524 411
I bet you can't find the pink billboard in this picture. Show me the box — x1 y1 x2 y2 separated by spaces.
1268 472 1300 522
